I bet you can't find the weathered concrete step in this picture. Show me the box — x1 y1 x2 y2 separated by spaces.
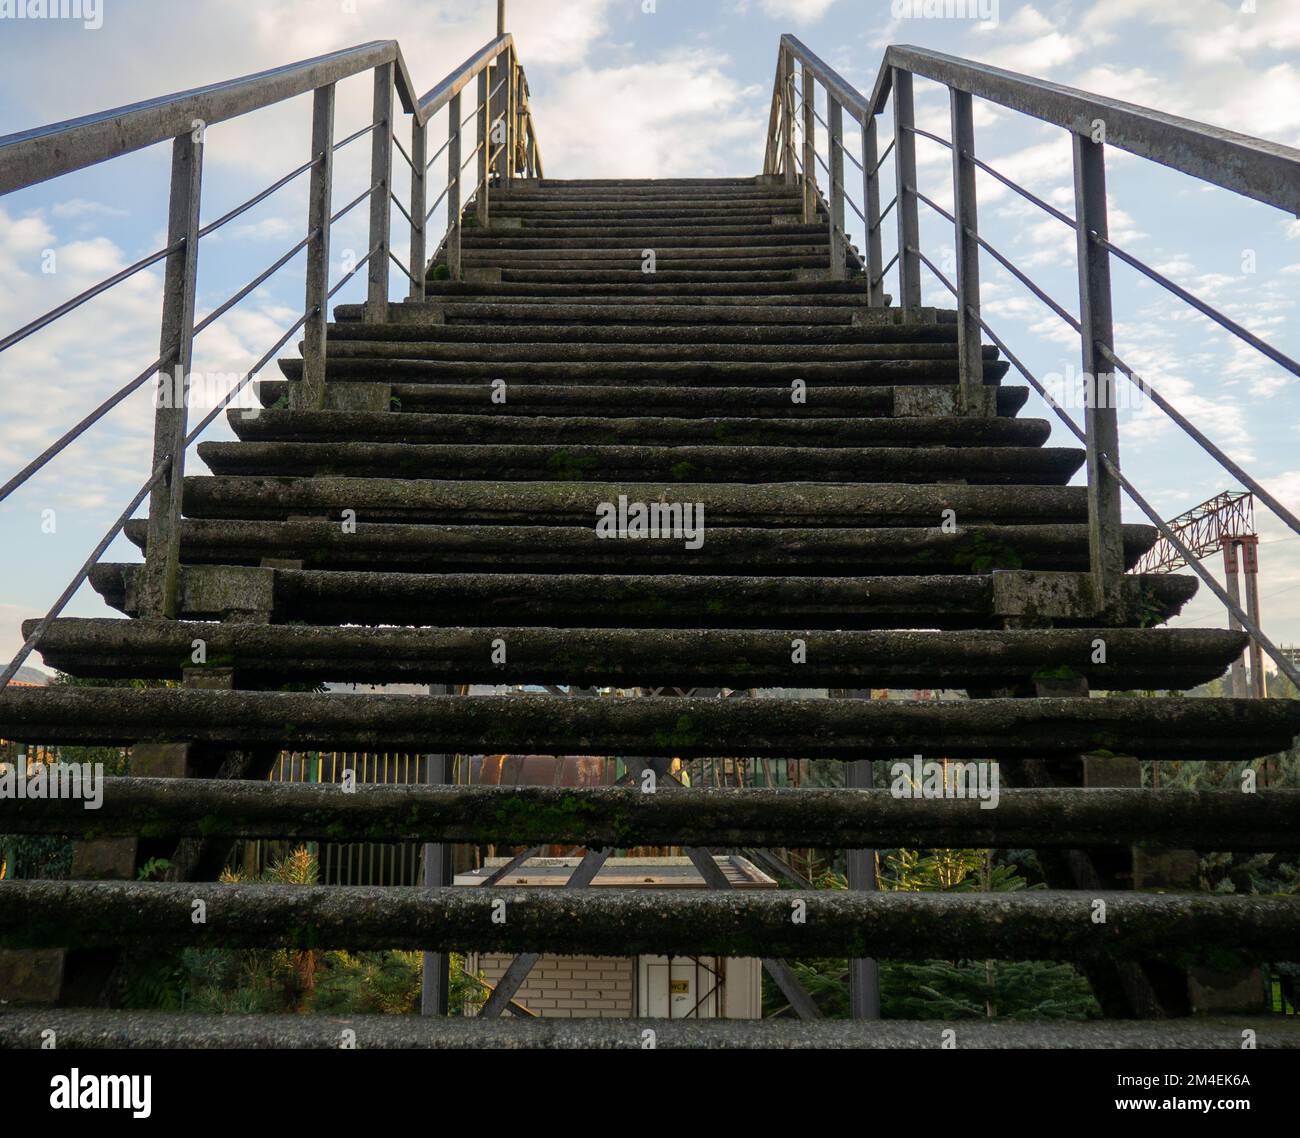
490 197 803 211
128 518 1157 575
182 478 1089 526
527 176 773 187
462 246 829 262
276 357 1010 385
196 440 1082 485
229 411 1051 450
4 1011 1295 1050
458 255 831 273
1 688 1296 760
326 320 959 344
11 779 1293 850
436 300 888 321
90 565 1196 629
317 340 993 363
464 224 830 243
32 620 1246 691
489 269 810 284
375 281 887 303
255 382 1031 419
497 210 808 226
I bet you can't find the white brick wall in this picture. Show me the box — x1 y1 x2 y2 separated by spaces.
471 953 635 1018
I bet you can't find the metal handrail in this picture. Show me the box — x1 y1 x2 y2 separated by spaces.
0 25 544 689
765 33 1300 689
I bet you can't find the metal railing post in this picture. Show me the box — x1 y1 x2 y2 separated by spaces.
476 68 490 226
1072 132 1124 604
504 46 517 188
409 116 427 300
366 62 394 321
801 66 816 223
780 49 796 186
447 90 463 280
892 68 921 313
950 88 982 410
298 84 334 409
140 130 203 619
827 96 846 280
861 114 885 307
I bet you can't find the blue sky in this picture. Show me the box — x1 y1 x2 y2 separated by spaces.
1 0 1298 673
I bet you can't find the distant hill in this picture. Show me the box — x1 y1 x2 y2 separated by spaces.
11 665 51 686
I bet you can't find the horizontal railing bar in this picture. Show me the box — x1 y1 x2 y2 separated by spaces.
3 881 1296 958
905 124 952 149
1096 343 1300 539
0 238 181 357
0 461 169 690
418 33 512 117
0 228 315 506
965 149 1076 229
391 131 415 171
1094 231 1300 382
333 120 378 154
912 186 954 223
0 41 409 195
425 179 452 220
966 224 1080 331
871 250 898 288
6 780 1299 849
870 137 894 176
1102 453 1300 690
193 230 316 337
390 188 420 232
388 249 418 287
329 181 376 225
197 153 320 239
885 44 1300 214
426 132 453 170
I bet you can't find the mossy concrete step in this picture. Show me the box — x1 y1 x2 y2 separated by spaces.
326 320 959 344
254 382 1030 418
4 1011 1296 1050
458 254 831 272
464 225 830 243
461 244 830 260
126 518 1157 575
315 340 991 363
195 439 1082 485
489 269 812 284
276 356 1009 385
436 299 885 320
228 410 1050 450
182 477 1090 525
2 688 1296 760
31 620 1246 691
382 280 884 303
89 565 1197 629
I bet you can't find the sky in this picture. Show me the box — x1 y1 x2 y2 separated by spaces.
0 0 1298 676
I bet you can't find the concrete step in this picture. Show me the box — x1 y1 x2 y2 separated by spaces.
33 619 1246 691
2 687 1296 760
254 382 1031 418
352 282 888 305
125 518 1158 575
12 780 1297 849
228 410 1052 450
6 1011 1295 1050
326 320 959 344
181 477 1091 526
434 300 890 321
314 341 997 364
195 440 1083 485
454 253 832 272
463 224 830 244
89 564 1197 630
488 268 813 284
276 356 1011 385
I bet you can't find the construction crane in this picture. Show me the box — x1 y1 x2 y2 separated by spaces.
1135 491 1265 697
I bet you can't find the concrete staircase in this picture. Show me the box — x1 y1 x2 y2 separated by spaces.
3 175 1300 1040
